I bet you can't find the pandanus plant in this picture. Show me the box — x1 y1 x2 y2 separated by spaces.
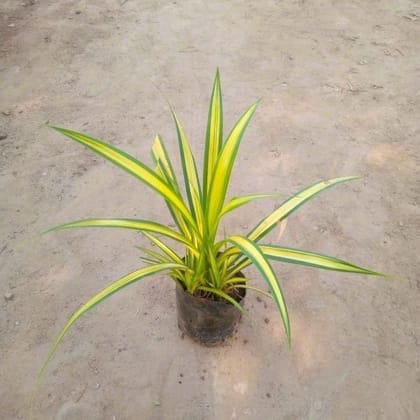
39 70 384 378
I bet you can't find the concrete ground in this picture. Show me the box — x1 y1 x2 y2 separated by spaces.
1 1 419 419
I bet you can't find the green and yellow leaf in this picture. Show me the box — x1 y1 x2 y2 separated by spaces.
151 135 191 238
142 232 183 264
171 111 203 228
197 286 248 318
49 126 197 231
228 235 291 345
261 245 385 276
46 218 196 253
151 134 180 190
207 102 259 234
36 263 186 387
203 69 223 202
221 193 280 217
248 176 360 242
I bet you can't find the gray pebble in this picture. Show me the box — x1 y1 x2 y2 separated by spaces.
4 292 14 301
0 133 7 141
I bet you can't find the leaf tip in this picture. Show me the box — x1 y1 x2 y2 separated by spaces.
47 124 60 132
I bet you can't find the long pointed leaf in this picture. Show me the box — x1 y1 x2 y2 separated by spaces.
197 286 249 319
171 111 203 228
248 176 360 242
151 134 180 191
221 193 280 217
135 246 169 264
49 126 196 230
142 231 183 264
207 102 259 234
151 135 191 238
46 218 196 251
228 235 291 345
261 245 385 276
203 69 223 203
36 263 185 385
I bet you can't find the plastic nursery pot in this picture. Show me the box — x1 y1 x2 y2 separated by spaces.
176 276 246 346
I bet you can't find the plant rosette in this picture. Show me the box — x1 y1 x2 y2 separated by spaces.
37 70 385 384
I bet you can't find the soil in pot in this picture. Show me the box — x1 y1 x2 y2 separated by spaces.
176 275 246 346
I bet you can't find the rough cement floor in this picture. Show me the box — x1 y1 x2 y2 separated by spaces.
1 1 419 419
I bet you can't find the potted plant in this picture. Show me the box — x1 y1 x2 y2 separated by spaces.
39 70 384 377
